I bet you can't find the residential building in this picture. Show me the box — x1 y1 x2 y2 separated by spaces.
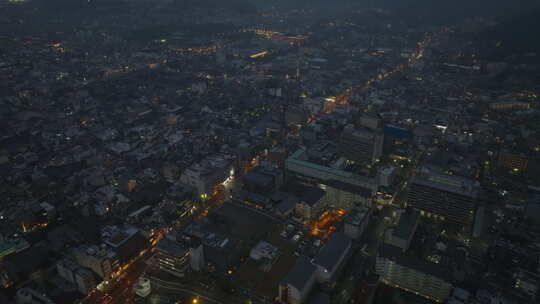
74 268 97 294
344 207 372 240
295 187 326 221
180 155 234 196
72 245 118 279
378 166 396 188
102 225 148 264
250 242 279 261
514 269 539 300
189 238 204 272
0 234 29 259
376 244 453 303
278 256 317 304
133 277 151 298
385 209 420 251
322 179 373 211
16 288 55 304
243 166 283 194
497 152 528 172
314 232 352 283
57 258 79 285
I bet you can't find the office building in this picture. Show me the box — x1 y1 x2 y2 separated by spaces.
151 237 190 278
406 168 478 227
285 148 378 192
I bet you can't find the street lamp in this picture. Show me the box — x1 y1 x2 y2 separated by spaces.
192 297 199 304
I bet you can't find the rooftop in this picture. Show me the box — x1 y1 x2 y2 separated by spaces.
281 256 317 291
412 168 478 197
315 232 351 271
345 207 371 226
103 226 139 248
393 209 420 240
378 243 451 281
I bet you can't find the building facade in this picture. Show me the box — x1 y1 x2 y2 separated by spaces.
406 169 478 227
376 244 452 303
340 126 383 166
72 245 118 279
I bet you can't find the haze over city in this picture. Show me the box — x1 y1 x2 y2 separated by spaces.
0 1 540 304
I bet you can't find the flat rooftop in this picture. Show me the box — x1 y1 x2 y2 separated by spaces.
393 209 420 240
412 168 478 197
345 207 371 226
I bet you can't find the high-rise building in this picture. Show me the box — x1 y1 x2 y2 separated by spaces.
406 168 478 227
340 125 383 166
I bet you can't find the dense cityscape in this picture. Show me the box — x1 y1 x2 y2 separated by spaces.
1 0 540 304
